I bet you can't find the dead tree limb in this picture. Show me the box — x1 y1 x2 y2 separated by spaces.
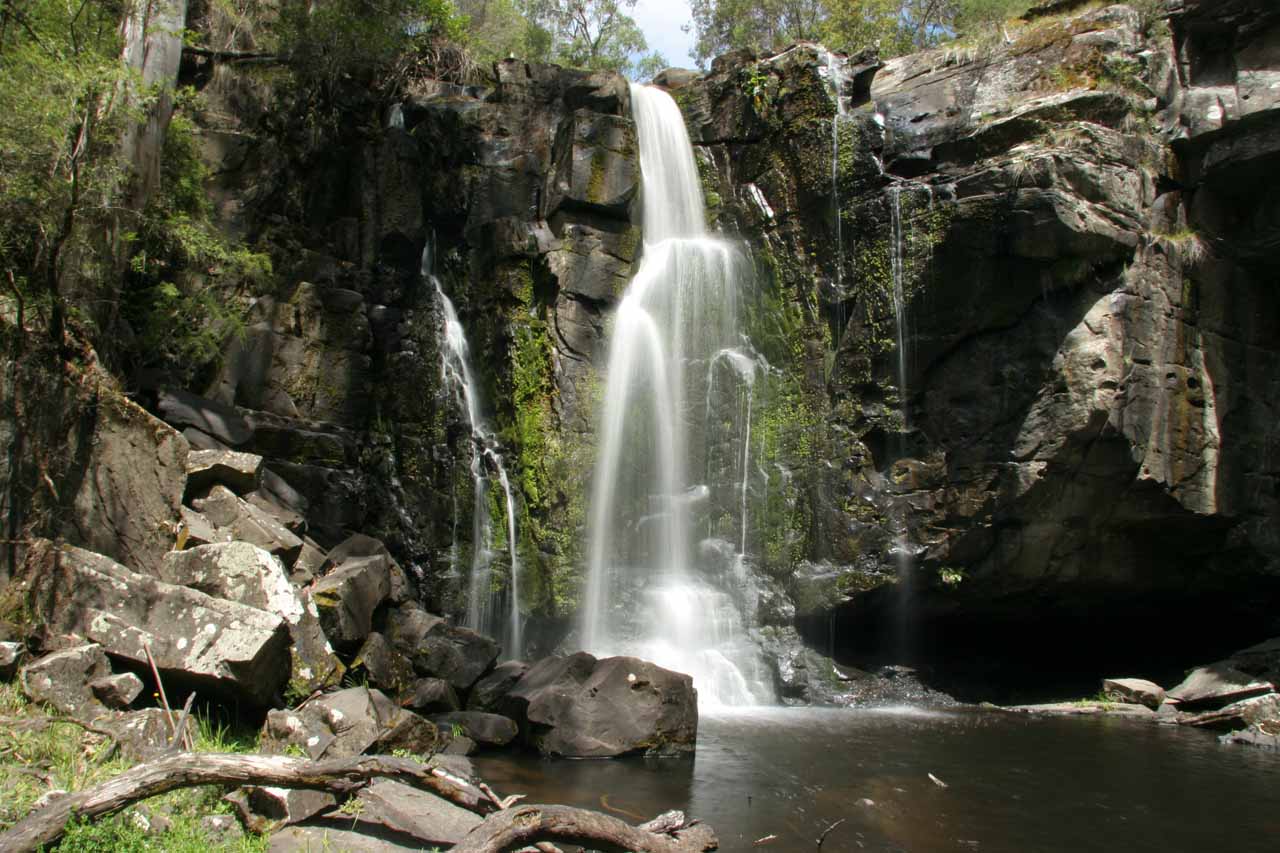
0 752 494 852
181 45 288 64
450 804 718 853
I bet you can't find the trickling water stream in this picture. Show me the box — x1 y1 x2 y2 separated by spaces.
423 244 522 658
579 84 773 706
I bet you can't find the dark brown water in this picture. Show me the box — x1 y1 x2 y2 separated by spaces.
473 707 1280 852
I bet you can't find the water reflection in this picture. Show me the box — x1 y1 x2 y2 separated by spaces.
474 707 1280 852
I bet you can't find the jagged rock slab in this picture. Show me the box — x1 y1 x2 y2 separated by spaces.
268 824 422 852
353 633 414 693
159 542 344 694
465 661 527 713
90 672 144 709
1167 664 1275 709
1182 693 1280 730
350 779 482 845
185 448 263 495
23 540 290 705
404 677 462 714
1220 723 1280 750
260 687 437 760
177 506 228 549
192 485 304 567
229 787 337 832
1103 678 1166 709
158 388 254 446
384 603 499 692
1005 702 1158 719
20 644 111 719
64 393 189 574
102 708 173 760
505 653 698 758
0 641 26 679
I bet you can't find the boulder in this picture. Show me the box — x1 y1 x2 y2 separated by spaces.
1181 693 1280 730
185 449 263 496
102 708 173 760
90 672 144 709
1220 723 1280 750
1167 664 1275 709
321 534 412 603
0 641 26 679
384 603 499 692
1102 678 1166 709
260 687 437 760
157 388 254 447
159 542 344 694
348 779 482 846
63 393 189 574
228 787 337 832
353 633 414 693
23 540 290 705
372 709 441 756
403 678 461 715
20 644 111 719
1226 637 1280 686
267 824 420 852
192 485 304 567
177 507 228 549
504 653 698 757
427 711 517 747
311 542 407 650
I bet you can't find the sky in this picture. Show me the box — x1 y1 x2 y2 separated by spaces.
631 0 698 69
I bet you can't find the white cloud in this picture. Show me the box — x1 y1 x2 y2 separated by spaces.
631 0 697 69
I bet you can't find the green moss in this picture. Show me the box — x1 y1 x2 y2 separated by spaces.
499 265 593 616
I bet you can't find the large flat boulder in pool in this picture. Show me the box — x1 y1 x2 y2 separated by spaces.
505 652 697 758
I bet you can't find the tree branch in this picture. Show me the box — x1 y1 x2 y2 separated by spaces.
451 804 718 853
0 752 495 852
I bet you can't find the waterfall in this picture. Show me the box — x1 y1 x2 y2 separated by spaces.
579 84 774 707
885 182 932 660
819 50 852 292
423 244 523 658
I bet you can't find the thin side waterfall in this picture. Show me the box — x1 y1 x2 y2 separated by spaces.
819 50 852 292
580 84 773 707
423 244 522 658
886 183 931 661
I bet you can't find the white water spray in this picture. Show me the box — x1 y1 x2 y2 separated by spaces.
579 85 773 706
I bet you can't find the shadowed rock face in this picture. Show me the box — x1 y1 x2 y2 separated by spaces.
665 0 1280 683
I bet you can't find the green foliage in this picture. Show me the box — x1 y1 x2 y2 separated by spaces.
688 0 1037 66
123 99 266 383
0 0 135 345
524 0 664 77
278 0 468 104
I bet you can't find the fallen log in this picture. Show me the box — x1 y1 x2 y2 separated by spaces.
451 804 718 853
0 752 493 852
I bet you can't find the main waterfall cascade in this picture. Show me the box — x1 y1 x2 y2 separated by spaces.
423 244 523 659
579 84 775 707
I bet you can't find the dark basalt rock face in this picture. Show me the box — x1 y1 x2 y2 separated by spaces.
648 0 1280 689
93 0 1278 700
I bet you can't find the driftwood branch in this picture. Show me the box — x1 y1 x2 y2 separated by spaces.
451 804 717 853
0 752 494 852
181 45 288 64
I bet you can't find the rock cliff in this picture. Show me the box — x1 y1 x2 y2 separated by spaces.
27 0 1272 695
